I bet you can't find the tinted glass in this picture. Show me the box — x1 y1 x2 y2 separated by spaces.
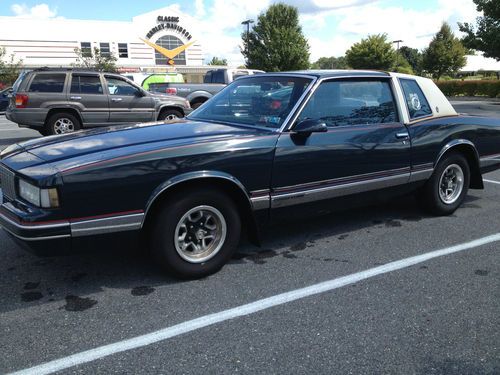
28 73 66 93
106 77 139 96
298 79 398 127
190 76 312 128
399 79 432 119
71 75 103 94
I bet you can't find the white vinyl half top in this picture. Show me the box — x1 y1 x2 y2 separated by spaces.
389 72 457 124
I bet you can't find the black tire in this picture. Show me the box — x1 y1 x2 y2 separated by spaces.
150 188 241 278
45 112 81 135
191 101 205 110
158 109 183 121
418 152 470 215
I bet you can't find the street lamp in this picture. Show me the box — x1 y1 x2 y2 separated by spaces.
241 19 254 58
392 39 403 69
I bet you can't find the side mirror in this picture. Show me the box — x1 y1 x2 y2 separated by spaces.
135 89 146 97
292 119 328 135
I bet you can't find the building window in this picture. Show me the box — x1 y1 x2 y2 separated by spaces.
118 43 128 58
80 42 92 57
100 43 111 57
154 35 186 65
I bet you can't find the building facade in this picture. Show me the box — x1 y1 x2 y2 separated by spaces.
0 6 205 73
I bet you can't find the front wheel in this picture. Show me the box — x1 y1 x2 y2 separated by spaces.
418 152 470 215
150 188 241 278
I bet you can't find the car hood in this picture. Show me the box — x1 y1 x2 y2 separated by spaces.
1 120 275 171
150 92 185 103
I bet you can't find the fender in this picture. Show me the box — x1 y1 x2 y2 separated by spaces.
434 139 483 189
143 170 257 226
435 139 480 167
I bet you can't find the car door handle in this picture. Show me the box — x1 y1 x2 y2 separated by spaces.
111 98 123 102
395 132 410 139
70 96 82 100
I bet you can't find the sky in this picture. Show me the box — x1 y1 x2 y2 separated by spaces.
0 0 481 65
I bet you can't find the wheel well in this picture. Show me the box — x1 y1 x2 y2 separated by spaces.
158 106 184 120
190 97 208 106
439 144 483 189
143 178 260 244
45 108 82 126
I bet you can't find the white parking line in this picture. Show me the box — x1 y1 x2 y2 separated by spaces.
484 179 500 185
8 233 500 375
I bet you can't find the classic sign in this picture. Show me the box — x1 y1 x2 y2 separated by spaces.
1 71 499 278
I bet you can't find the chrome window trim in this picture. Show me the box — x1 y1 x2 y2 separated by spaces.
282 74 400 132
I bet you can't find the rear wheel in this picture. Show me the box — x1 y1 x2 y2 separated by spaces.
191 100 206 110
150 188 241 278
418 152 470 215
158 109 183 121
46 112 81 135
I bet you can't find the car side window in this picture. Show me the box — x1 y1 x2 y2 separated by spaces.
298 79 398 127
28 73 66 93
70 75 103 94
106 77 140 96
399 79 432 119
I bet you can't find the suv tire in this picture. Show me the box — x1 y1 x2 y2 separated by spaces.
46 112 81 135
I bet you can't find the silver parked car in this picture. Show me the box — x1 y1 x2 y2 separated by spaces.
6 68 192 135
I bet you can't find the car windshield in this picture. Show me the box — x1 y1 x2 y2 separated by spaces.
189 76 313 128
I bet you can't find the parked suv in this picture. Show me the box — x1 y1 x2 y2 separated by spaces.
6 68 192 135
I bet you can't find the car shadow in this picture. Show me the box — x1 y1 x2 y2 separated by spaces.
0 193 482 314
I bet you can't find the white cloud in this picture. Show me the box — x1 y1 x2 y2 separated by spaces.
10 3 60 19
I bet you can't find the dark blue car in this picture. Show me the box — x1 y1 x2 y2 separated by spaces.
1 71 500 278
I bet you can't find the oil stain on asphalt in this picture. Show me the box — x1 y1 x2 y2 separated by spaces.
131 286 155 296
21 291 43 302
62 295 98 311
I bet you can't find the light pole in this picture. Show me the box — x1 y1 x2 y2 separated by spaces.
392 39 403 69
241 19 254 59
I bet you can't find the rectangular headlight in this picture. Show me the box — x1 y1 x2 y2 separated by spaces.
18 179 59 208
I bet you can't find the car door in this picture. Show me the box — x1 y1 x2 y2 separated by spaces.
104 76 155 123
69 73 109 125
271 77 412 208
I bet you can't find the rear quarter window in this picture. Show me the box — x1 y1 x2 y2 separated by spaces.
28 73 66 93
399 78 432 120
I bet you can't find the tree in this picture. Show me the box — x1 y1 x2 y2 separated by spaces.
393 53 414 74
207 56 228 66
241 3 310 71
422 23 467 80
345 34 396 70
0 47 23 86
398 46 422 74
73 47 118 72
458 0 499 61
311 56 348 69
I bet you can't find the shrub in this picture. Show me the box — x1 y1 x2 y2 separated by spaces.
435 80 500 98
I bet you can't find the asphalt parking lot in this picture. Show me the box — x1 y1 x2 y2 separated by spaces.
1 104 499 374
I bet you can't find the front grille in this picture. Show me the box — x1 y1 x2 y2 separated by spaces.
0 164 16 201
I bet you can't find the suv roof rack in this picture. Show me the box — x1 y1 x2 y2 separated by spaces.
33 67 115 73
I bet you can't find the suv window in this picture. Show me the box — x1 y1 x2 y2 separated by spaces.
106 77 140 96
70 74 103 94
298 79 398 127
28 73 66 93
399 79 432 119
